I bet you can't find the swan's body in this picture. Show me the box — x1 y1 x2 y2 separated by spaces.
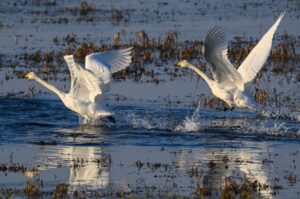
25 47 133 124
176 12 285 110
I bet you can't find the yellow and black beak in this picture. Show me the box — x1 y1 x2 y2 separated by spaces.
175 61 183 67
24 72 30 78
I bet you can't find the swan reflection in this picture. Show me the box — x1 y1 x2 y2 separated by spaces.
62 146 109 190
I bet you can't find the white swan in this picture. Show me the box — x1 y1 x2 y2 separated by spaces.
25 47 133 124
176 12 285 110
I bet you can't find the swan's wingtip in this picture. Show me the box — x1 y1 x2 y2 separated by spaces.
279 10 286 19
207 25 224 33
119 46 134 54
125 46 134 52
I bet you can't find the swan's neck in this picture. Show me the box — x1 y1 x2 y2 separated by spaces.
33 75 66 99
187 65 213 85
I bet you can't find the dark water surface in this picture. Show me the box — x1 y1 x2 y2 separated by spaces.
0 98 299 198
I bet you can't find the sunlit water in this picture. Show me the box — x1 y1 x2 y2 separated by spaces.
0 98 300 198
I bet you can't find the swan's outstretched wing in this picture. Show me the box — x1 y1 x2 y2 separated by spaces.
64 55 80 95
238 12 285 84
204 26 244 91
64 55 102 102
85 47 133 84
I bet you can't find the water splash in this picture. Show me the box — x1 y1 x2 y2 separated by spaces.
291 111 300 122
174 103 201 132
239 119 295 136
259 105 300 121
126 113 171 130
258 121 290 135
127 113 154 129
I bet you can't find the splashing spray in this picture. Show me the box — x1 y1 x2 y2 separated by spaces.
175 103 201 132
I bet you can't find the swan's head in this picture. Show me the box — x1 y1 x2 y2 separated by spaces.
25 72 37 80
175 60 191 68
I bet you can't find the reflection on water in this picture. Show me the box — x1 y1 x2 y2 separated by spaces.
63 147 109 190
0 99 300 198
2 143 299 198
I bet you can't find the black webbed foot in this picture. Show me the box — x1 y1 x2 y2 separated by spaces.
223 107 228 111
222 106 234 111
106 115 116 123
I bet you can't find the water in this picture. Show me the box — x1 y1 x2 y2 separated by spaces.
0 0 299 197
0 98 299 198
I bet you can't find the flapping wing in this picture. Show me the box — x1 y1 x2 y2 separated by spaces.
64 55 102 102
64 55 80 94
85 47 133 84
204 26 244 91
237 12 285 84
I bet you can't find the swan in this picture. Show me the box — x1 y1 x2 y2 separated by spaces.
176 12 285 110
25 47 133 124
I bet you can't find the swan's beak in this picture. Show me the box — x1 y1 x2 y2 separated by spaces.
175 61 183 67
25 73 30 78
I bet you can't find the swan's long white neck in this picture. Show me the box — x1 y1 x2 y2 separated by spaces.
186 64 213 86
33 75 66 99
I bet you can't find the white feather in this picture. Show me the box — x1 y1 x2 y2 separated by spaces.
27 47 133 124
204 26 244 91
238 11 285 83
177 12 284 110
85 47 133 84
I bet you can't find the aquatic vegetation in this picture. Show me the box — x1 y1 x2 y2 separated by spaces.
135 160 144 170
284 173 297 185
254 88 268 105
220 177 269 199
135 30 150 47
79 2 96 16
23 179 43 197
57 2 97 16
0 1 299 198
160 31 179 59
195 176 211 197
208 160 217 169
112 30 126 48
33 139 57 145
0 163 37 174
54 183 69 198
110 9 124 24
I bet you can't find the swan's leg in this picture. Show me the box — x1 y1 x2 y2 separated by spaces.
78 116 86 131
222 106 235 111
223 102 234 111
72 129 77 142
86 118 93 126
